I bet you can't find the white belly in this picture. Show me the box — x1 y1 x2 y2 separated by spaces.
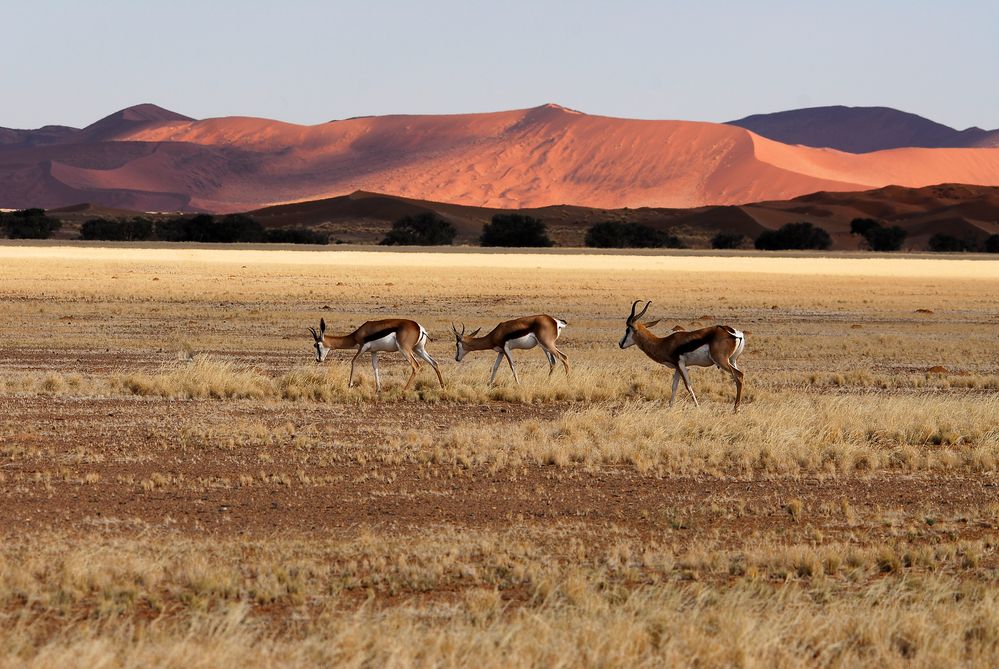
681 344 714 367
363 333 400 353
503 334 539 351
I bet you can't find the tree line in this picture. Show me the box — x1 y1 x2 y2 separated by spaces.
3 208 997 252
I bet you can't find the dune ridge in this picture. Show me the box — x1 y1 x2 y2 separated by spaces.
2 103 999 212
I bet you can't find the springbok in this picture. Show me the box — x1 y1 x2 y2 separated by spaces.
619 300 746 410
309 318 444 392
452 315 570 385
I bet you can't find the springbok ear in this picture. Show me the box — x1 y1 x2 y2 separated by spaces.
319 318 326 336
469 327 481 337
645 318 661 328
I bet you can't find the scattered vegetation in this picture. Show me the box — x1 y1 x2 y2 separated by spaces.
584 221 682 248
850 218 907 251
81 217 154 241
79 214 328 244
0 208 61 239
928 233 978 253
754 222 832 250
710 231 746 249
380 212 457 245
480 214 553 247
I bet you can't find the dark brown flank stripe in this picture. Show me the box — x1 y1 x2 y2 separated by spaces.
502 327 535 343
362 327 399 344
674 334 713 356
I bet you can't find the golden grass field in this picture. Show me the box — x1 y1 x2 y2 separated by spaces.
1 244 998 667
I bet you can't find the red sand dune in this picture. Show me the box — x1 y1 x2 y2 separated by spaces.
3 103 999 212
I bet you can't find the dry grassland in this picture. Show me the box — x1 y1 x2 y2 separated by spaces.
1 245 998 667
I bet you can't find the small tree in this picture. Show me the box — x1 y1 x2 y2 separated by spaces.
480 214 553 247
380 213 457 246
755 222 831 250
265 228 329 245
81 217 153 241
927 233 975 252
585 221 681 248
862 224 907 251
0 209 61 239
710 232 746 249
850 218 881 237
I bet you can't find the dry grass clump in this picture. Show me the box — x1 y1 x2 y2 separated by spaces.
388 395 999 475
0 530 997 668
112 357 273 400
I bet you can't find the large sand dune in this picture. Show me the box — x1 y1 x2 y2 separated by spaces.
2 103 999 212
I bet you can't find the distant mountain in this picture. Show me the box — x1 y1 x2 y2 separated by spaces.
3 103 999 212
728 106 999 153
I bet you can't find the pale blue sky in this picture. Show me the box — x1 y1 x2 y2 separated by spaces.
4 0 997 130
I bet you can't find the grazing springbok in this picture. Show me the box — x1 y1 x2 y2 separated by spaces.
619 300 746 410
309 318 444 392
452 315 570 385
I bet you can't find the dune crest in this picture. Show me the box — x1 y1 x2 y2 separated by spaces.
2 104 999 212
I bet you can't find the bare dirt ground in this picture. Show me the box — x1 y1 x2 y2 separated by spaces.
2 395 997 544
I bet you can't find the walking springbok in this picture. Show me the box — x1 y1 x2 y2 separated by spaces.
309 318 444 392
619 300 746 410
452 315 570 385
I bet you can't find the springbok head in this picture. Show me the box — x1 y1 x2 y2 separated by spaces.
619 300 660 348
451 322 481 362
309 318 331 363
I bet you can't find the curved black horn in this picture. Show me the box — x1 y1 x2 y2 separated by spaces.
308 327 319 341
636 300 652 321
628 300 641 323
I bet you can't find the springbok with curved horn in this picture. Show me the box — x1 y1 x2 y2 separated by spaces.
309 317 444 392
619 300 746 410
452 315 569 385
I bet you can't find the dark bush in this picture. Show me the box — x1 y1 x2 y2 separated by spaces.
927 233 976 253
0 209 61 239
265 227 329 245
152 217 193 242
80 217 154 241
585 221 682 248
850 218 881 237
480 214 553 247
710 232 746 249
154 214 265 243
755 222 832 250
380 213 457 246
862 224 907 251
985 234 999 253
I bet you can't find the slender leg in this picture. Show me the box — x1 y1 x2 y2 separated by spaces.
348 348 365 388
541 347 557 376
716 359 745 411
670 369 680 406
416 345 445 388
370 352 381 393
503 347 521 385
488 351 504 385
554 348 571 377
402 350 421 391
677 361 698 407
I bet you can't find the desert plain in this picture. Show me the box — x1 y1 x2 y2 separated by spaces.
1 244 998 667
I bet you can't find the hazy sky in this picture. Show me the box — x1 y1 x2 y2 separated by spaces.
4 0 997 130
